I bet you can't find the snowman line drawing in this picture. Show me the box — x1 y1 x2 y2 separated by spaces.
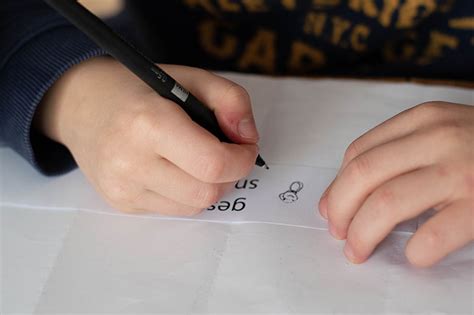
279 181 304 203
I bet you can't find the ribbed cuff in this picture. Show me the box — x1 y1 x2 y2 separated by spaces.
0 26 107 175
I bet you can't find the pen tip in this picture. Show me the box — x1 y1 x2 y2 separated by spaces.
256 155 269 169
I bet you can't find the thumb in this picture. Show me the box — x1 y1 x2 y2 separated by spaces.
159 65 259 144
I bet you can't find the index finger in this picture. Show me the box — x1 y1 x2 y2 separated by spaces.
146 97 258 183
160 65 259 144
326 132 434 239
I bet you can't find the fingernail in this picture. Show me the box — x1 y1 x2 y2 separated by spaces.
344 242 358 264
238 118 259 140
329 223 342 240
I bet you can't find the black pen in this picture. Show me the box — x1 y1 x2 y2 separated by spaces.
43 0 268 169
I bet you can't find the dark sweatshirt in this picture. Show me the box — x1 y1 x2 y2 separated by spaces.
1 0 473 175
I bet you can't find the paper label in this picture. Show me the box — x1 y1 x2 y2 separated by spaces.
171 83 189 102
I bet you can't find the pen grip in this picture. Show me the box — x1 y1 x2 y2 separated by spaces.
43 0 267 168
181 95 230 143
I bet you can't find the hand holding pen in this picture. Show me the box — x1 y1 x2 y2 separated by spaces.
37 0 265 215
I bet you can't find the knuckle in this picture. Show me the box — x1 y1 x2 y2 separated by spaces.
371 187 396 219
412 101 447 118
346 154 372 180
344 139 363 164
195 150 226 182
224 82 250 104
129 108 159 135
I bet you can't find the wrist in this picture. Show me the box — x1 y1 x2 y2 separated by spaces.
34 56 113 147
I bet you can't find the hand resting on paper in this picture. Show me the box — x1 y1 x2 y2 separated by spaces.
319 101 474 267
35 57 259 215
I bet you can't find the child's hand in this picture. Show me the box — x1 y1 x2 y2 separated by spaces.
36 57 259 215
319 102 473 267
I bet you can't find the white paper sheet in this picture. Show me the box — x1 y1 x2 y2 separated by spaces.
2 75 473 313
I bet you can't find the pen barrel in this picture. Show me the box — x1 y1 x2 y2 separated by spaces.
182 95 231 142
44 0 267 167
43 0 229 142
44 0 171 93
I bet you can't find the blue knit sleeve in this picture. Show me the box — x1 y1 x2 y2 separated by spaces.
0 0 107 175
